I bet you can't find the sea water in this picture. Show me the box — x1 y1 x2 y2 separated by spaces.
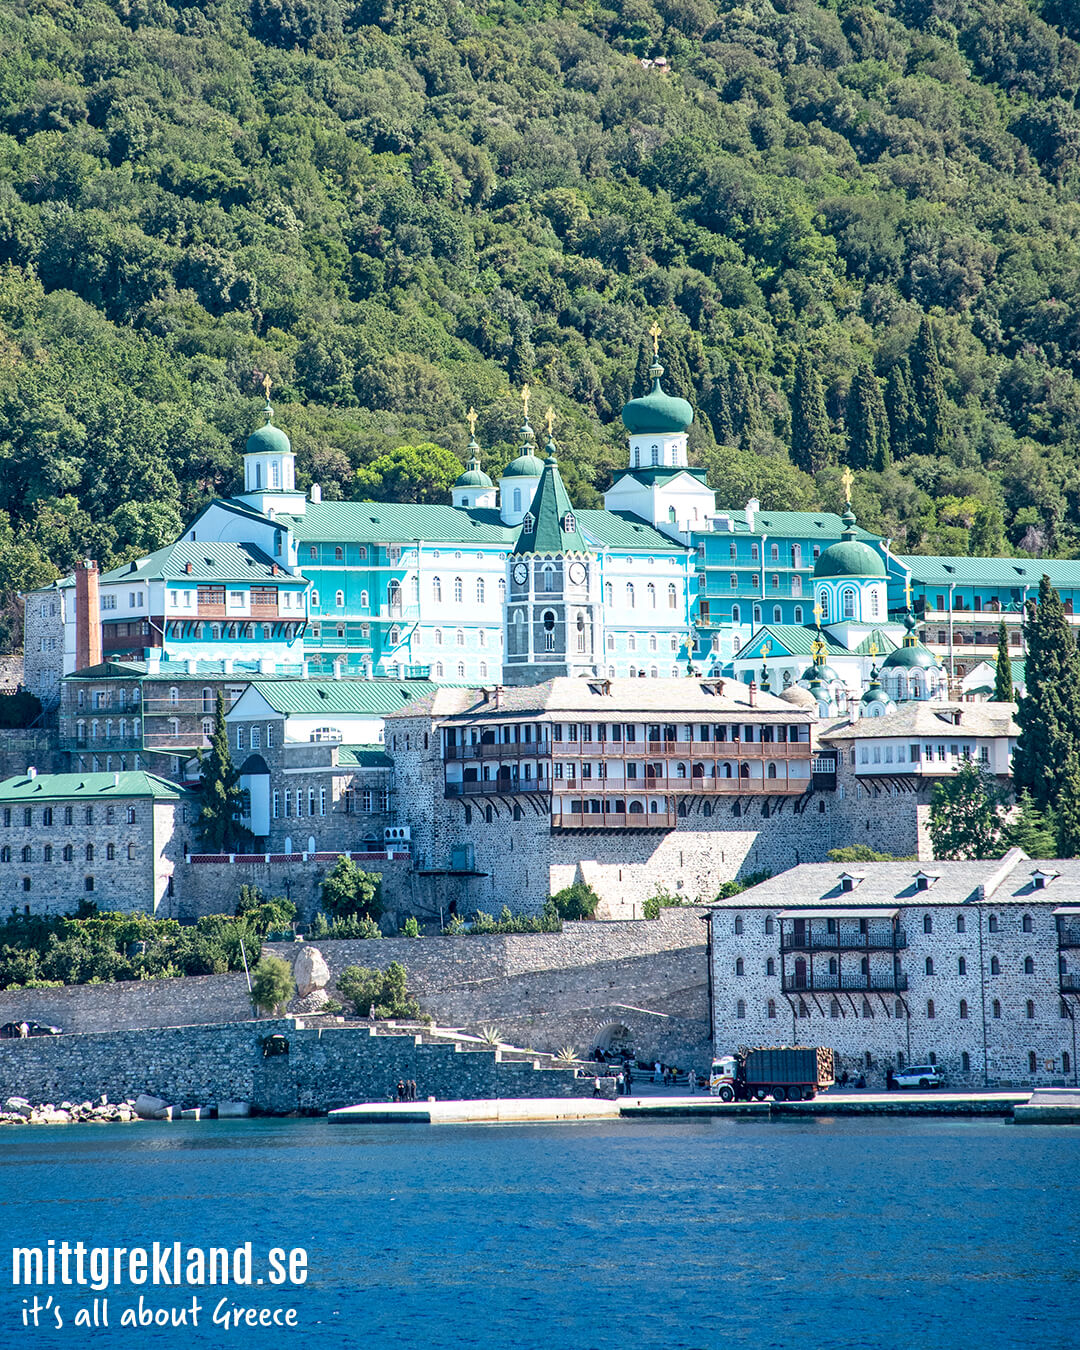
0 1115 1075 1350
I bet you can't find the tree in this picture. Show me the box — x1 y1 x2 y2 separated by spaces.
195 692 251 852
1013 575 1080 811
993 622 1014 702
1057 747 1080 858
929 760 1008 860
548 881 600 920
910 317 948 458
236 884 297 935
790 349 832 475
250 955 294 1016
1003 791 1059 857
827 846 901 862
319 857 384 921
354 443 463 504
970 504 1006 557
846 363 890 472
884 358 917 460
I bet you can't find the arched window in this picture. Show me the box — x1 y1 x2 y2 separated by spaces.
818 590 829 622
870 589 880 618
456 628 465 646
86 844 94 861
388 626 400 646
604 582 613 605
735 958 744 976
991 956 1000 975
457 662 466 678
842 588 856 619
668 583 677 609
771 574 779 590
1024 956 1034 974
476 578 485 604
433 577 442 603
513 489 522 513
388 580 401 611
766 957 775 975
434 628 443 647
1022 914 1033 932
169 687 179 706
20 845 31 863
543 610 556 652
651 445 660 466
647 583 656 608
734 915 744 934
753 605 762 624
791 575 802 597
668 506 677 523
1026 999 1035 1019
454 577 463 603
626 583 635 609
923 914 933 934
543 566 555 593
334 590 343 608
765 916 775 935
925 957 934 975
794 606 803 624
993 999 1001 1018
927 999 935 1019
736 999 746 1019
773 607 782 623
732 605 741 624
960 999 969 1019
360 590 369 609
767 999 776 1019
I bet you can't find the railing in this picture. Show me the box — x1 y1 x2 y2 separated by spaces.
781 929 908 953
142 733 211 749
550 739 809 758
552 811 678 831
1058 924 1080 949
1060 973 1080 991
445 741 551 761
187 849 410 865
783 973 909 993
445 778 543 797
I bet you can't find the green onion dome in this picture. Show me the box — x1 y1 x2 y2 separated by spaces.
246 422 291 456
813 506 887 579
621 362 693 435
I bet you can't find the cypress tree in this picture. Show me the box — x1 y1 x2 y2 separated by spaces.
970 503 1005 557
196 692 252 852
993 621 1014 702
1012 575 1080 812
790 349 832 475
885 357 917 460
1057 747 1080 858
846 362 891 471
910 317 948 457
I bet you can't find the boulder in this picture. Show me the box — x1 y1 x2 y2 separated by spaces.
293 946 330 998
4 1097 32 1118
217 1101 251 1119
180 1108 203 1121
133 1094 168 1120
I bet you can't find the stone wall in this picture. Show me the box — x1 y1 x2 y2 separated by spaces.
0 971 253 1035
710 900 1076 1090
0 729 63 781
830 758 933 860
179 853 417 922
0 1018 588 1113
22 589 65 704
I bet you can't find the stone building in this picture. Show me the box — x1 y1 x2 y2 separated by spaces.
708 850 1080 1090
385 677 847 919
0 769 193 916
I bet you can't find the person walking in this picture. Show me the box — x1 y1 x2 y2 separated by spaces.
592 1076 602 1098
654 1061 662 1084
624 1065 633 1095
396 1080 405 1102
687 1069 696 1095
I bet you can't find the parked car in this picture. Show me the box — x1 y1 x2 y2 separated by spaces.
892 1064 946 1090
0 1021 62 1039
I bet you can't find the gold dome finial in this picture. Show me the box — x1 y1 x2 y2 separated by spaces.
841 466 854 504
466 406 478 438
521 383 531 419
648 321 662 357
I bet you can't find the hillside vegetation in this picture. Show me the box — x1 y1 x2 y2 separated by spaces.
0 0 1078 641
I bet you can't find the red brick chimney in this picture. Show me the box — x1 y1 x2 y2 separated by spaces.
75 559 103 671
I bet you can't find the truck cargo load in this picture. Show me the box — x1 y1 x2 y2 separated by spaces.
709 1046 835 1102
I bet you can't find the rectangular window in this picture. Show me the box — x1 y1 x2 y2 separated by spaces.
319 788 326 816
284 790 291 818
266 725 274 748
272 791 280 819
251 586 278 606
197 586 225 606
251 727 261 750
236 727 246 751
308 789 316 816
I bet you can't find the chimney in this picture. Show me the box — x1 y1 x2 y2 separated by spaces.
26 766 36 780
146 650 161 674
745 497 759 531
310 483 322 503
185 562 193 575
748 680 757 707
113 772 120 787
493 685 503 710
75 560 103 671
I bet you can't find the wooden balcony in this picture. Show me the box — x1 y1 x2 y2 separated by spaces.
552 810 678 831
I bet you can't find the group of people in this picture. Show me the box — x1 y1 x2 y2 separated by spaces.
395 1079 418 1101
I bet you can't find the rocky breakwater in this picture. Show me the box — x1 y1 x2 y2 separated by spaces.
2 1093 137 1126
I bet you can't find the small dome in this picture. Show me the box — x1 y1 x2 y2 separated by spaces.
246 422 291 457
802 663 842 685
780 685 817 708
814 538 886 580
861 685 892 706
622 367 693 436
501 452 545 479
882 644 939 671
455 457 493 489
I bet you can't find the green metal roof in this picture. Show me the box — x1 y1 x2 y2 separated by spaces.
99 540 305 586
336 745 394 768
613 467 709 489
851 631 899 656
578 511 687 553
0 771 189 803
900 556 1080 588
720 509 882 541
241 678 441 716
275 502 517 546
737 625 854 659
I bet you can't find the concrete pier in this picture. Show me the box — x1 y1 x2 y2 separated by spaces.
329 1090 1034 1125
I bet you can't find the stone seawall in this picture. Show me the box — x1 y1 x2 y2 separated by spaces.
0 1019 588 1114
0 971 253 1035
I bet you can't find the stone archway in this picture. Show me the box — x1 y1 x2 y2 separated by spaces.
593 1022 633 1056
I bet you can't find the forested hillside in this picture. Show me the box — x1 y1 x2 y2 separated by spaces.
0 0 1078 640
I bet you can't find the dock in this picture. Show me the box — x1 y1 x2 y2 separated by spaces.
328 1089 1034 1125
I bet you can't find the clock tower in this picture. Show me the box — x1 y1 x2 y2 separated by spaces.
502 420 601 685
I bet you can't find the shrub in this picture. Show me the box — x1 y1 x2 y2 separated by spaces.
308 911 381 939
714 870 772 901
548 881 600 921
441 914 466 935
827 846 900 863
250 955 295 1015
643 887 686 920
236 885 297 935
400 916 420 938
337 961 418 1019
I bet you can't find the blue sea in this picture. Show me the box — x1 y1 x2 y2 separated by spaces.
0 1116 1075 1350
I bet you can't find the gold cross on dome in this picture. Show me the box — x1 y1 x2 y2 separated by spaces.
261 373 273 399
841 466 854 503
868 636 880 658
648 321 662 357
813 601 824 625
761 640 772 657
521 384 531 419
904 574 913 609
545 406 555 436
466 406 477 437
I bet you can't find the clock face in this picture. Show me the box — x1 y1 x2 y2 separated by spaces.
513 562 529 585
569 562 587 585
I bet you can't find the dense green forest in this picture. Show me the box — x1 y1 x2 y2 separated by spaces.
0 0 1078 642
